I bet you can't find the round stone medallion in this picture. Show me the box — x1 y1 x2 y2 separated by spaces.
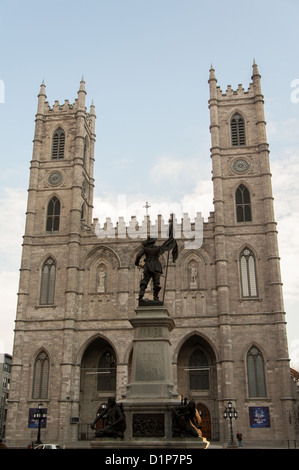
232 159 250 173
47 171 63 186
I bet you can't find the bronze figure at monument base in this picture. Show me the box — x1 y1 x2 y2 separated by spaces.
90 397 126 439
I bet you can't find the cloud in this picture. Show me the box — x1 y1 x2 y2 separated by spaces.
149 154 208 187
290 339 299 371
267 118 299 148
112 157 134 168
0 271 18 354
0 188 27 353
271 153 299 301
149 155 186 184
0 188 26 268
269 150 299 366
181 178 214 220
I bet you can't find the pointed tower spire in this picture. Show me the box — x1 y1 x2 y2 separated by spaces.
252 58 261 79
252 59 262 97
90 99 95 114
79 75 86 90
37 79 46 115
77 75 86 110
208 63 217 101
251 60 266 145
208 63 219 150
89 99 96 134
209 63 216 82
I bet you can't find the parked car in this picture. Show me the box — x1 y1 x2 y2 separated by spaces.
34 443 61 449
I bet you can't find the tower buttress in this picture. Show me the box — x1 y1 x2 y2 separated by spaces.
208 64 233 401
208 62 292 419
16 79 97 324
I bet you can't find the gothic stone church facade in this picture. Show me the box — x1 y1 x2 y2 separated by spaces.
6 64 297 446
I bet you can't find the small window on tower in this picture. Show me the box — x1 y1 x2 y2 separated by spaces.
231 113 246 146
40 258 56 305
52 128 65 159
236 184 252 222
240 248 258 298
46 196 60 232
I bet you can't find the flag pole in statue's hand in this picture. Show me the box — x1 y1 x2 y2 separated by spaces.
162 213 177 303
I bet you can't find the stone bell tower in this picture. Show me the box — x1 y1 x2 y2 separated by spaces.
208 61 295 444
6 79 96 444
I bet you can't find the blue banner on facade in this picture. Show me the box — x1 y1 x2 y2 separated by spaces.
249 406 270 428
28 408 47 428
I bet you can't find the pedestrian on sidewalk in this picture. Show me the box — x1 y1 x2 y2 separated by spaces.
236 431 243 447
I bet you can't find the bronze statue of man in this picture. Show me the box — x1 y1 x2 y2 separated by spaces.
135 229 178 302
135 237 163 302
90 396 126 439
172 399 202 438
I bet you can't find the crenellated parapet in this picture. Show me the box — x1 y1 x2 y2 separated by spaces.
215 81 256 100
36 77 95 133
92 213 207 249
209 60 262 105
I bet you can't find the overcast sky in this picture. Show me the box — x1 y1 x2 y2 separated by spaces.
0 0 299 369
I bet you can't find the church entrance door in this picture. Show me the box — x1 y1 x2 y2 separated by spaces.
196 403 211 440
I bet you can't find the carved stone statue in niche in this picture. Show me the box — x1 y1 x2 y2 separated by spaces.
188 262 198 289
97 265 107 293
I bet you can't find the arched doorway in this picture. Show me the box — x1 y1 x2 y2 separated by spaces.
79 337 117 440
177 334 219 440
197 403 211 440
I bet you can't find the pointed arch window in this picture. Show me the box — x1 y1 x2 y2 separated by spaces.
40 257 56 305
83 135 89 167
81 202 85 221
231 113 246 146
236 184 252 222
51 128 65 159
32 351 49 399
247 346 266 397
97 349 116 392
189 349 210 390
46 196 60 232
240 248 258 298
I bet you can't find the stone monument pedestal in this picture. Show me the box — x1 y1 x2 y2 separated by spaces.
91 303 208 449
122 304 178 443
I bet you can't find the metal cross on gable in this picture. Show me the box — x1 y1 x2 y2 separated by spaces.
143 201 151 217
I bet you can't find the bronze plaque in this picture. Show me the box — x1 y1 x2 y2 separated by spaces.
132 413 165 437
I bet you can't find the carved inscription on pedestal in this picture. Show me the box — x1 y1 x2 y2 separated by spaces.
132 413 165 437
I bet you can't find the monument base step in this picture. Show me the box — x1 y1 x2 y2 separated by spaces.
90 436 209 449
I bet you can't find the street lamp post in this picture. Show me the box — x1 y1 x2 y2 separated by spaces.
33 403 47 444
223 401 238 448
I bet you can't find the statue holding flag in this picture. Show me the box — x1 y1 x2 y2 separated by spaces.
135 214 178 304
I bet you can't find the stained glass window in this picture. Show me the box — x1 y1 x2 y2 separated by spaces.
231 113 246 146
236 184 252 222
40 258 56 305
189 349 210 390
247 346 266 397
52 128 65 159
32 351 49 399
240 248 258 298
